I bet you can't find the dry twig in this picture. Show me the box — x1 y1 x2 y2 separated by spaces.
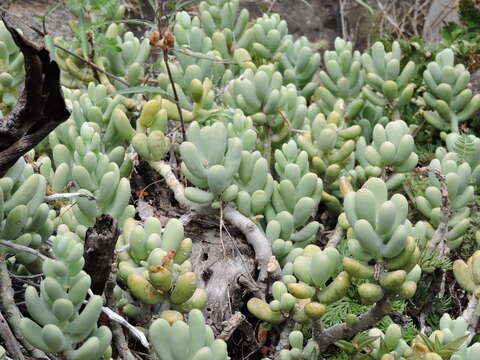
415 166 450 254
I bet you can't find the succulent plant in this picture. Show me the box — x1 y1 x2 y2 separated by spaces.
362 41 416 119
223 64 285 126
60 82 134 151
149 309 229 360
356 120 418 173
2 1 480 359
279 36 321 98
0 157 54 273
297 101 362 193
19 227 112 359
0 20 24 115
368 324 410 359
248 244 345 325
116 217 206 311
180 121 243 204
198 0 249 38
436 132 480 186
173 10 229 71
277 331 319 360
451 344 480 360
263 140 323 259
415 155 473 249
102 27 150 87
343 177 423 302
355 120 418 190
423 48 480 132
453 250 480 298
113 100 170 162
315 37 364 118
236 13 289 61
41 119 134 237
55 5 149 90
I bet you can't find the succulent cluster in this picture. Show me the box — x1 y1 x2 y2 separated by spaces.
415 154 474 249
1 0 480 359
366 314 480 360
0 157 54 273
454 250 480 298
117 217 207 311
149 309 229 360
315 37 364 117
423 49 480 132
362 42 416 118
19 227 112 359
248 245 342 324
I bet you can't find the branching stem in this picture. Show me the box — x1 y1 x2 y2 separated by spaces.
313 298 392 351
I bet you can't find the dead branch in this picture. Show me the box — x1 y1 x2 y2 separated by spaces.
0 240 48 261
223 206 272 283
84 215 120 295
0 309 25 360
149 160 193 208
0 16 70 176
104 275 137 360
462 295 480 332
314 298 392 351
0 255 45 358
326 224 344 248
218 312 246 341
44 192 96 202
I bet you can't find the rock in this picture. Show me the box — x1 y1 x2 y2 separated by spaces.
240 0 341 45
5 0 75 39
423 0 460 44
471 69 480 95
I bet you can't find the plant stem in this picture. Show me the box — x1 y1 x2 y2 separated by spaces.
313 298 392 351
0 255 45 358
0 309 25 360
163 48 186 141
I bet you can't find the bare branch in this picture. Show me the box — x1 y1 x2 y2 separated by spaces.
0 256 45 358
326 224 344 248
218 312 245 341
223 207 272 282
44 192 96 202
462 295 480 332
88 289 150 349
0 309 25 360
314 298 392 351
0 240 48 261
149 160 193 208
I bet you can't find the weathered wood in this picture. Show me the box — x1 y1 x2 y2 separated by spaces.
84 215 120 295
0 309 25 360
0 15 70 175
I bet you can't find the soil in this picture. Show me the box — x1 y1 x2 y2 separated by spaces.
241 0 341 44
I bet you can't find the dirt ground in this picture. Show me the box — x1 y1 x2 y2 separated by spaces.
241 0 341 44
3 0 342 46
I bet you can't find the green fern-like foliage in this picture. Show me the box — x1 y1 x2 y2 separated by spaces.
452 133 477 163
